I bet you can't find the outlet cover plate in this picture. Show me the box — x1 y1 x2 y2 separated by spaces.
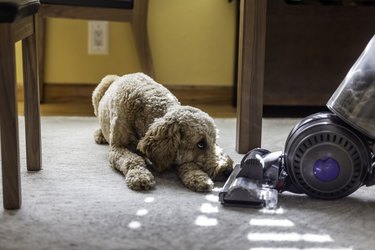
88 21 109 55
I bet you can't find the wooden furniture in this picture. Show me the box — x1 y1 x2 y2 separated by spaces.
37 0 154 100
0 0 42 209
236 0 267 153
263 1 375 106
236 0 375 153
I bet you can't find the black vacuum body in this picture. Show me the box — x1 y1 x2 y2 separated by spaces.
220 35 375 208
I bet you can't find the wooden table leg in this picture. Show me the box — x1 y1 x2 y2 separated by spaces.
0 23 22 209
236 0 267 154
22 16 42 171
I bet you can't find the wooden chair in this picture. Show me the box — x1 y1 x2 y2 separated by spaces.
37 0 154 100
0 0 42 209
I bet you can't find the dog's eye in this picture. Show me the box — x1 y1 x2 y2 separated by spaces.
197 139 207 149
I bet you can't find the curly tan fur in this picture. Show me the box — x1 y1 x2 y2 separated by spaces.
92 73 233 191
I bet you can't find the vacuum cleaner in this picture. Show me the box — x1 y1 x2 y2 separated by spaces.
220 35 375 209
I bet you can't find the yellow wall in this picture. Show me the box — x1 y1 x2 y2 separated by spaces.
16 0 236 86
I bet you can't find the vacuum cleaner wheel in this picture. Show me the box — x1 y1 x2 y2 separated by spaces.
284 112 371 199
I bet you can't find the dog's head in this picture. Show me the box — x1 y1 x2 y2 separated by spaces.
137 106 233 180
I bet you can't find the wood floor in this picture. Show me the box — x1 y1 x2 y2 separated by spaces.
17 102 236 118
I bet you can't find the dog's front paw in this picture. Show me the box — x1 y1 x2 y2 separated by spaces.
183 172 214 192
125 168 156 191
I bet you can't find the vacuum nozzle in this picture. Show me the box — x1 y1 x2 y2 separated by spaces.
219 149 282 209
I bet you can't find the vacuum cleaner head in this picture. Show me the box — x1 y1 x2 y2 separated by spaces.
220 112 374 209
219 149 281 209
220 35 375 209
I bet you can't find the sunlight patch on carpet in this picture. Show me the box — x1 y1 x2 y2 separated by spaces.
259 207 284 214
249 248 353 250
195 215 218 227
205 194 219 203
128 220 141 229
247 232 333 242
136 209 148 216
249 218 294 227
144 197 154 203
200 203 219 214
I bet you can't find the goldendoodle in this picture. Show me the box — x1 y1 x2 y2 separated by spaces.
92 73 233 191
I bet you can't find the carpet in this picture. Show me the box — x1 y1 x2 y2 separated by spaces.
0 117 374 250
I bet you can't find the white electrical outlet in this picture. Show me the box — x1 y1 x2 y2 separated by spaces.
88 21 109 55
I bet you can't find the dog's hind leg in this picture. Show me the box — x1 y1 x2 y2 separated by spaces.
94 129 108 144
109 146 156 190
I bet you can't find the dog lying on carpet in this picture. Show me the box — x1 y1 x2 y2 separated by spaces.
92 73 233 191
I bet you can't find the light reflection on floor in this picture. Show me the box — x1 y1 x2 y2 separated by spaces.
250 218 294 227
249 248 353 250
194 215 218 227
205 194 219 203
247 205 352 249
127 196 155 230
207 185 352 249
259 207 284 214
200 203 219 214
194 187 222 227
136 208 148 216
247 232 333 242
144 197 155 203
128 220 141 229
127 189 353 250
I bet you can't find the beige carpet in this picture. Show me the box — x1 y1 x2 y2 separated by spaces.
0 117 374 250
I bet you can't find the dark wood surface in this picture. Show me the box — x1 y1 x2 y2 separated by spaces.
38 4 133 21
264 1 375 106
236 0 267 153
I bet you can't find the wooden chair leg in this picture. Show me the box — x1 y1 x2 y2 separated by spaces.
0 24 22 209
36 14 45 102
22 16 42 171
131 0 155 78
236 0 267 154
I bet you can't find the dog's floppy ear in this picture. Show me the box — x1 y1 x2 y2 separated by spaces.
137 116 181 173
